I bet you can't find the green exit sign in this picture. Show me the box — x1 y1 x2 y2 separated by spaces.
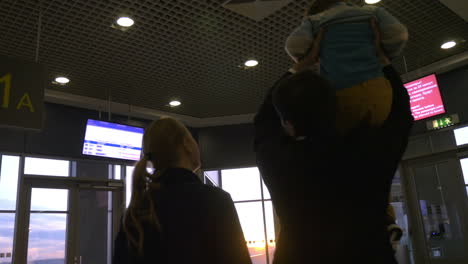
427 114 459 130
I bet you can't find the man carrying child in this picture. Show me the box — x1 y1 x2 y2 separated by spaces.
254 1 413 263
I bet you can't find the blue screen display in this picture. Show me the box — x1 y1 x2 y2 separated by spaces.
83 119 144 161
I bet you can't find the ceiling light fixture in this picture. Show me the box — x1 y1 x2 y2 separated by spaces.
441 41 457 49
365 0 381 4
244 59 259 67
116 16 135 27
54 76 70 84
169 100 181 107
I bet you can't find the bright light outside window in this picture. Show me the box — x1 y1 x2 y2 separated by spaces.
454 126 468 146
114 165 122 180
221 167 276 264
235 202 268 264
0 156 20 210
460 158 468 199
222 167 262 201
262 181 271 200
27 214 67 263
0 155 20 263
264 201 275 240
235 201 276 264
24 157 70 177
264 201 276 261
0 213 15 263
126 166 135 207
28 187 68 264
236 202 266 242
204 171 220 186
460 158 468 184
31 188 69 212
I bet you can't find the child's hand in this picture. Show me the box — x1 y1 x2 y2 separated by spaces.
293 28 326 73
370 18 391 66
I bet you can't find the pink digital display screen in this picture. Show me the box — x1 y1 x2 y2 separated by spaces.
404 74 445 121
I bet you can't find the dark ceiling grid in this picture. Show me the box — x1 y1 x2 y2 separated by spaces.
0 1 36 61
0 0 467 118
383 0 468 73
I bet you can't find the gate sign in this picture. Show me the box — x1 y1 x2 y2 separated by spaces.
0 55 45 130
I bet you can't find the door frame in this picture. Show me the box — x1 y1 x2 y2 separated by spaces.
13 176 124 264
402 151 468 264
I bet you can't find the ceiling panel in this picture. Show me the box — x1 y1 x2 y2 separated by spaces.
0 0 467 118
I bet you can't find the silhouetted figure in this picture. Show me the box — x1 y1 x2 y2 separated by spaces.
114 118 251 264
254 4 412 262
254 64 412 263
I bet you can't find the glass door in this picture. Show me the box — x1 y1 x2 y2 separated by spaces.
13 178 71 264
28 188 69 263
14 177 123 264
74 185 122 264
404 155 468 264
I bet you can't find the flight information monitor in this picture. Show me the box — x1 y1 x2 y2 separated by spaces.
83 119 144 161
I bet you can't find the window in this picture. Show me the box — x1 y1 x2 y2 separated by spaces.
204 171 219 186
0 156 20 210
222 168 263 201
30 189 68 211
460 158 468 196
114 165 121 180
28 188 68 264
0 155 20 264
27 213 67 263
24 157 70 177
125 166 135 208
454 127 468 146
0 214 15 264
220 167 275 264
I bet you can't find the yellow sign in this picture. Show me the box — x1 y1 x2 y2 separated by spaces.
0 55 45 130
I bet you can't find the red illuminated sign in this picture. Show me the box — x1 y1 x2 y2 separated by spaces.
404 74 445 121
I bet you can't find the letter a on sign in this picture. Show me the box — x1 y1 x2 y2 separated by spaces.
16 93 35 112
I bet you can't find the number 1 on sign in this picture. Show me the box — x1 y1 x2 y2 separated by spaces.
1 73 11 108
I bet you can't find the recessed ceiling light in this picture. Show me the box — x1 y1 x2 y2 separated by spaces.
244 60 259 67
365 0 381 4
116 16 134 27
169 100 181 107
54 76 70 84
441 41 457 49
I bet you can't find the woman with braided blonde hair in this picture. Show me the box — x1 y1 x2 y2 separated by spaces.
113 118 251 264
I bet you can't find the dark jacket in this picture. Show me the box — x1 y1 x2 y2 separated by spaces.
113 168 252 264
254 66 412 264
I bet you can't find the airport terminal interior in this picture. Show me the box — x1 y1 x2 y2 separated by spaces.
1 0 468 263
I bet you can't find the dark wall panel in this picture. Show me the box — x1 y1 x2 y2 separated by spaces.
198 124 256 170
25 103 97 158
0 103 149 162
0 126 26 153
